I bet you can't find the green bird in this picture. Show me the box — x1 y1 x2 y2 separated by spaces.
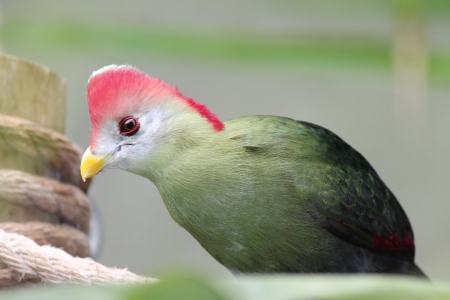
80 65 426 276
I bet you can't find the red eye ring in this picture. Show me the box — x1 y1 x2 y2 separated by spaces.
118 117 139 136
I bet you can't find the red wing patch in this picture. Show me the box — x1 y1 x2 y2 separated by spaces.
372 225 414 252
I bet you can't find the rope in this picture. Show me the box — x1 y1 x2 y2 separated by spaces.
0 222 90 258
0 170 90 232
0 229 157 285
0 114 89 192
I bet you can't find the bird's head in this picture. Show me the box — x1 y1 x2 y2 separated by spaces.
80 65 224 182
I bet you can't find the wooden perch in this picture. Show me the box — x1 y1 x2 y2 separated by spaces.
0 53 157 287
0 53 66 133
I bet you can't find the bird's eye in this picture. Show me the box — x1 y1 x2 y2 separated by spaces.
118 117 139 136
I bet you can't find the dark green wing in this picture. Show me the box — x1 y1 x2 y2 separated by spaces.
296 121 414 254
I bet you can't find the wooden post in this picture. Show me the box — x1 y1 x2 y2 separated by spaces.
0 54 150 287
0 54 90 261
0 54 66 133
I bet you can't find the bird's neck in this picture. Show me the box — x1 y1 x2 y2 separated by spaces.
133 99 221 183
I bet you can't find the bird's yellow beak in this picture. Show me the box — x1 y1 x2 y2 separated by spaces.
80 147 111 182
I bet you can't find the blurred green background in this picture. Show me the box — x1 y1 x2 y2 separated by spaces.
0 0 449 281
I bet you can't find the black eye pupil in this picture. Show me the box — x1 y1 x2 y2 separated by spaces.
119 117 139 136
125 120 134 129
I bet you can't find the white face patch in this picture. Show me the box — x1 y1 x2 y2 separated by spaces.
92 105 173 173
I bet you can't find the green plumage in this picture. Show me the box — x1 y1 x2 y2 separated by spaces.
145 116 420 275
